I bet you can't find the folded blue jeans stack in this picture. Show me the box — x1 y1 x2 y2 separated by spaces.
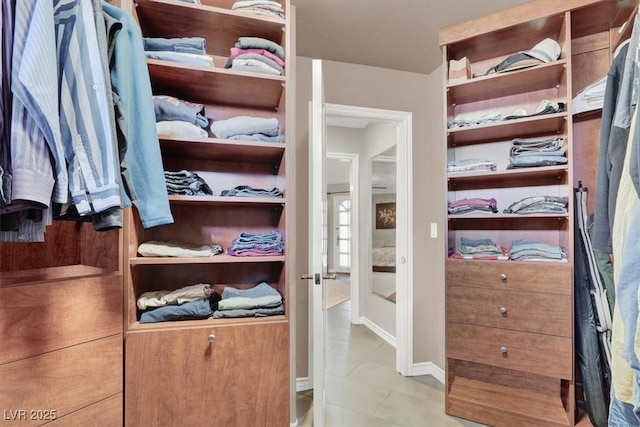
507 137 568 168
213 281 284 318
509 238 567 262
228 230 284 256
503 195 568 214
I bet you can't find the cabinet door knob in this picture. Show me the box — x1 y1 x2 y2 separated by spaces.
208 333 216 343
500 307 508 315
499 273 507 281
500 346 508 354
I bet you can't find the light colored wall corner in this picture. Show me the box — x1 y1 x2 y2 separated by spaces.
360 316 397 348
412 362 445 384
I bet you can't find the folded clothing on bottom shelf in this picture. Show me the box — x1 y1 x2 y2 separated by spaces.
509 239 567 262
451 237 509 260
213 282 284 318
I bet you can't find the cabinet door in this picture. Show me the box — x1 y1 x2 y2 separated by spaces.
125 321 289 427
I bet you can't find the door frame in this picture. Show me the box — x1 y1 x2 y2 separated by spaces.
315 103 414 376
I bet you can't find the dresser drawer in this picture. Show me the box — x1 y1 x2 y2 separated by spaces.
446 260 571 295
447 286 571 336
447 323 572 379
0 275 122 365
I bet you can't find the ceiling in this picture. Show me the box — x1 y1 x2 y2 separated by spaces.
292 0 534 75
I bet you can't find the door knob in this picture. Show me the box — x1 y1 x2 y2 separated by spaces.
301 274 313 280
323 274 337 280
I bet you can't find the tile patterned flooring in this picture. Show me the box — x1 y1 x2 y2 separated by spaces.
296 300 488 426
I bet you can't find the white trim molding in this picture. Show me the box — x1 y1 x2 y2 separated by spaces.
412 362 445 384
360 316 397 348
296 376 313 392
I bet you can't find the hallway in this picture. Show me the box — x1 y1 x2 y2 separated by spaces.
296 300 486 426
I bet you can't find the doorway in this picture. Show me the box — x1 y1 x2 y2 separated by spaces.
313 103 413 378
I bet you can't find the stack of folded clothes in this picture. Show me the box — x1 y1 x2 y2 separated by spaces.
447 158 497 174
447 111 503 129
164 170 212 196
503 100 565 120
509 239 567 262
451 237 509 260
448 197 498 215
220 185 283 198
228 230 284 256
210 115 284 142
138 240 223 257
154 95 209 138
143 36 214 68
138 283 219 323
503 195 568 214
213 282 284 318
225 36 285 75
507 136 567 169
231 0 284 19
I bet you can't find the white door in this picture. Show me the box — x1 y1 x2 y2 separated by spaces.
309 58 329 427
332 194 351 273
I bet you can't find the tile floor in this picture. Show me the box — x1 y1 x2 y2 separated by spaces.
296 299 488 426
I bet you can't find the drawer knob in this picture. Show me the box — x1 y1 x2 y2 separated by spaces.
208 333 216 344
500 307 508 315
499 273 507 281
500 346 508 355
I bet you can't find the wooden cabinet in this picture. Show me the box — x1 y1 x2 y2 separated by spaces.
440 1 637 425
122 1 293 425
1 220 123 425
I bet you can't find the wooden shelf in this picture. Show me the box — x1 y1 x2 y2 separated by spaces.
1 265 116 287
135 0 285 58
159 136 285 164
168 195 285 206
449 213 568 220
130 254 285 266
447 60 567 105
128 314 287 332
448 166 568 190
447 113 568 146
446 257 569 266
147 59 285 109
448 377 570 426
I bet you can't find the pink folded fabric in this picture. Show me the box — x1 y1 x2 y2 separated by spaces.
229 47 285 68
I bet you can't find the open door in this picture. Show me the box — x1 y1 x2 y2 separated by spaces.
309 58 328 427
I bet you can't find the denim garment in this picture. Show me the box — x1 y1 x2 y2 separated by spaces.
510 137 567 155
153 95 209 129
228 230 284 256
210 116 279 139
503 196 568 214
609 385 640 426
164 170 212 196
508 156 568 167
212 303 284 318
143 37 206 55
228 134 285 143
140 298 214 323
220 185 282 198
219 293 282 310
510 239 566 261
222 282 279 299
458 237 503 255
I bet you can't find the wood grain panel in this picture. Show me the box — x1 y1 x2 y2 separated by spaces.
0 275 122 365
46 394 122 427
447 323 572 379
447 286 571 336
446 259 571 294
125 322 288 427
0 336 122 427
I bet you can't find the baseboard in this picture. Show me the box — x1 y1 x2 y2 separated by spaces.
359 316 396 347
296 376 312 392
290 420 298 427
412 361 445 383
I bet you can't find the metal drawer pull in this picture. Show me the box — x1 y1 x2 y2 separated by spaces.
499 273 507 281
500 307 508 315
208 333 216 344
500 346 508 355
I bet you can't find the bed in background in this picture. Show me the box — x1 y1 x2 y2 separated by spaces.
372 243 396 273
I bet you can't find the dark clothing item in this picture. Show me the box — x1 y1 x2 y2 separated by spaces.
140 297 219 323
220 185 283 198
593 44 629 253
